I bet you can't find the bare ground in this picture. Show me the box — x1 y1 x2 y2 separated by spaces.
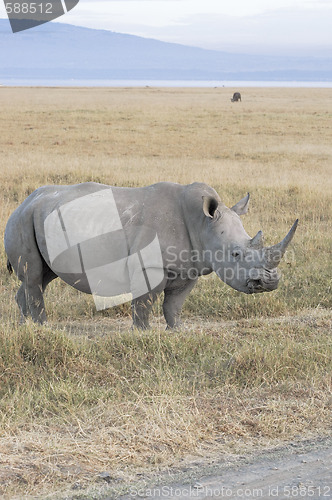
118 437 332 499
42 436 332 499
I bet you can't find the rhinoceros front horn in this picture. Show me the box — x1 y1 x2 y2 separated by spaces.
263 219 299 269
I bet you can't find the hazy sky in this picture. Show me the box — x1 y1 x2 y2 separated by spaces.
1 0 332 55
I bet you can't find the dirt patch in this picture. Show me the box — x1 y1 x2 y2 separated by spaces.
117 437 332 499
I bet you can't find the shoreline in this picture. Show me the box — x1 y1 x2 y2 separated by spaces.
1 80 332 88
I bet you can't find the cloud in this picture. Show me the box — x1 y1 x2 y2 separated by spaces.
68 4 331 56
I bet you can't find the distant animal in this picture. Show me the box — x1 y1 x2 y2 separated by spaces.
231 92 241 102
5 182 298 329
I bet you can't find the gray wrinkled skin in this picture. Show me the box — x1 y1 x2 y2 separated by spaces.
4 182 298 329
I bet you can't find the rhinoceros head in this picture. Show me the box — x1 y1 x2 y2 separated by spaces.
201 193 298 294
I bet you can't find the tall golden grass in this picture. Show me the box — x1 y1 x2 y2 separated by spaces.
0 87 331 498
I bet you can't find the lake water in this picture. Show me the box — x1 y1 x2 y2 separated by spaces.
1 79 332 88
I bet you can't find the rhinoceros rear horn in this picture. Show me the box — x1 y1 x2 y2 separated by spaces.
249 230 264 249
263 219 299 268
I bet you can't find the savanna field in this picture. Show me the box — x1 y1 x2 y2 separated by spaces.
0 87 331 498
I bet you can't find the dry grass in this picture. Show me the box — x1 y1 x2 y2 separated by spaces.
0 87 331 498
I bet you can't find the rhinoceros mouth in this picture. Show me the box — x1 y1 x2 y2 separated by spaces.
247 279 266 293
246 268 280 294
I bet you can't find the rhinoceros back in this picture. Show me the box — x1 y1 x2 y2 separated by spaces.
43 187 164 308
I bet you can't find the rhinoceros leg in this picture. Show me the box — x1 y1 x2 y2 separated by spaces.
11 256 52 324
25 282 47 324
163 279 197 329
131 292 158 330
14 279 46 324
131 275 168 329
15 268 57 324
15 283 29 323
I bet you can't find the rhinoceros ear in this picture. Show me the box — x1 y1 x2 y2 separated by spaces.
231 193 250 216
202 196 219 219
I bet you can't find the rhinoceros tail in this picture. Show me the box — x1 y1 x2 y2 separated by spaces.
7 259 13 275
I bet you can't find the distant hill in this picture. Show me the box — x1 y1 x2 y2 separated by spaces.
0 19 331 82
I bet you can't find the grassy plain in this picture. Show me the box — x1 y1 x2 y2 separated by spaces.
0 87 331 498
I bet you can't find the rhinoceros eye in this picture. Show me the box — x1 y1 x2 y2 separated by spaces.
232 249 241 259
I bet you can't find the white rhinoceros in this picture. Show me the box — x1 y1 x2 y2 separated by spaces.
4 182 298 329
